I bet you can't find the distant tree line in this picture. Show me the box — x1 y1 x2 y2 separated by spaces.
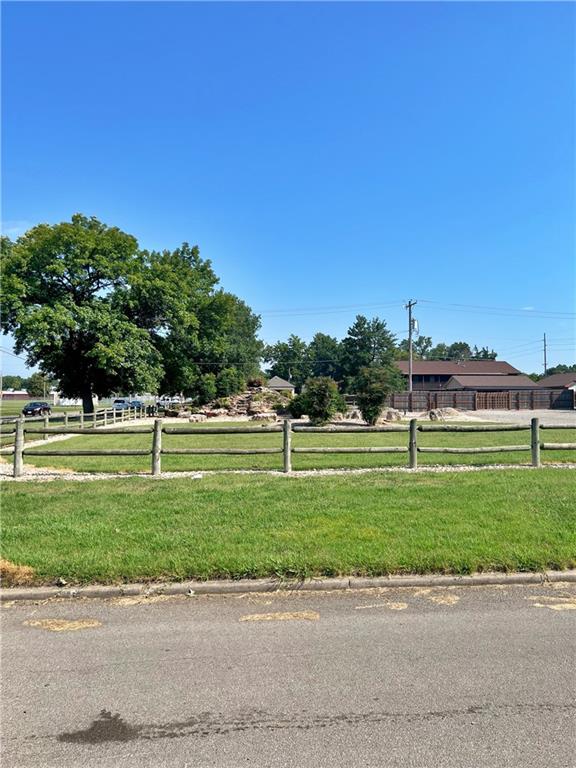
1 215 263 412
264 320 500 394
527 364 576 382
1 372 58 398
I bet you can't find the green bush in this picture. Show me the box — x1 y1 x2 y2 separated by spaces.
216 367 246 397
354 366 403 425
291 377 345 424
196 373 217 405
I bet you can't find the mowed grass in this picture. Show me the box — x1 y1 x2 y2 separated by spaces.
1 470 574 584
11 421 576 472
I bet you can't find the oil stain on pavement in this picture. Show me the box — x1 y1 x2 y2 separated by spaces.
57 702 576 745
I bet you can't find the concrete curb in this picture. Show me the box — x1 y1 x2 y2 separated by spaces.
2 570 575 602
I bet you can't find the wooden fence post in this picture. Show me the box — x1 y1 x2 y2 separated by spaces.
283 419 292 473
64 412 69 428
409 418 418 469
80 411 84 428
103 409 108 426
152 418 162 476
43 414 49 441
93 411 97 428
13 418 24 478
113 408 117 424
531 417 541 468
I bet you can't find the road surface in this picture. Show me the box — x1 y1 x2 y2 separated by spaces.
2 583 575 767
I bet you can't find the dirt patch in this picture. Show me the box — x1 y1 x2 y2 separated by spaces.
0 558 35 586
23 618 102 632
239 610 320 622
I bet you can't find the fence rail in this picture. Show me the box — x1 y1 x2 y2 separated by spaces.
3 417 575 478
0 406 145 450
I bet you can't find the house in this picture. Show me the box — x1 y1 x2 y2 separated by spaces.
395 360 522 391
267 376 295 396
537 373 576 390
444 374 537 390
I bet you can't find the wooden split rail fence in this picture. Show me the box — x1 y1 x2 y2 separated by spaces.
0 407 145 450
5 418 576 478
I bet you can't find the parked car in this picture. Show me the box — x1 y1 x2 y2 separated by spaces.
22 401 52 417
129 400 144 409
112 398 132 410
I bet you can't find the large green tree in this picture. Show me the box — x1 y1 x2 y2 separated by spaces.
1 215 162 412
1 215 263 411
264 335 311 391
340 315 397 386
308 333 343 380
122 244 263 398
396 335 433 360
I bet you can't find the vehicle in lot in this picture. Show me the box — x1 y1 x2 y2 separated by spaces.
129 400 144 409
112 398 132 410
22 401 52 417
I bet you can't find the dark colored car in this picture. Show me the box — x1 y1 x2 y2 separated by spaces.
129 400 144 409
22 401 52 417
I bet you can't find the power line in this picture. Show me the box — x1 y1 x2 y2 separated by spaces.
0 347 29 362
418 299 575 319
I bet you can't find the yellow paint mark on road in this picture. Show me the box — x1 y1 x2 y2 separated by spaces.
527 596 576 611
427 594 460 606
355 602 408 611
24 618 102 632
111 594 174 607
240 610 319 622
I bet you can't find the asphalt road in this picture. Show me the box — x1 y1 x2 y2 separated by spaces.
2 584 575 768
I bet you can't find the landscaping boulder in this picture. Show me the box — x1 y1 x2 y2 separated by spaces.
377 408 402 423
189 413 207 423
250 412 277 422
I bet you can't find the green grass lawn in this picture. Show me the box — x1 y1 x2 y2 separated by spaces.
9 422 576 472
1 470 574 585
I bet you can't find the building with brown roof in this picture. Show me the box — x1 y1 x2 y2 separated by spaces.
537 373 576 390
444 374 536 390
395 360 522 390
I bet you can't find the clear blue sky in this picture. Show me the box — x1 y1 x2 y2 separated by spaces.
2 1 575 377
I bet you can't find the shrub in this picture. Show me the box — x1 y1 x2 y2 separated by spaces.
247 376 265 388
354 366 403 425
289 393 306 419
291 377 345 424
196 373 217 405
216 367 246 397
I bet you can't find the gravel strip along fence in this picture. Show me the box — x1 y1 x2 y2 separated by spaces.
1 463 575 482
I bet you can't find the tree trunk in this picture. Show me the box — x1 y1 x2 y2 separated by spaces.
82 386 94 414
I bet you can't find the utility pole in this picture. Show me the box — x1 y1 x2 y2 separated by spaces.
543 333 547 376
405 299 417 393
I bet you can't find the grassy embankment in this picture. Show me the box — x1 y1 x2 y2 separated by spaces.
9 422 576 472
1 470 575 584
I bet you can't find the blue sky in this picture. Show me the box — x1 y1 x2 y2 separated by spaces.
2 0 575 377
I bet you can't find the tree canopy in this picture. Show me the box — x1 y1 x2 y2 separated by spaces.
1 215 263 411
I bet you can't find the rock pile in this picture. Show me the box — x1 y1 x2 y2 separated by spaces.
190 386 292 421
